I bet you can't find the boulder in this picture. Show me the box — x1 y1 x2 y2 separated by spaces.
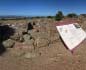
23 34 34 46
23 34 31 41
24 39 34 46
34 38 49 48
10 32 24 42
3 39 15 48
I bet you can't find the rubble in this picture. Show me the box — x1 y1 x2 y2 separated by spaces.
0 19 60 57
2 39 15 48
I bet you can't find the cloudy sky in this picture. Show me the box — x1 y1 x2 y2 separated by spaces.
0 0 85 16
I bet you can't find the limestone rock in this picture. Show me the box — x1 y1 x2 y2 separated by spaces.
3 39 15 48
23 34 34 46
10 32 24 42
34 38 49 48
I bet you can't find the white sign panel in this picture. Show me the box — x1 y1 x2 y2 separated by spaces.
56 23 86 51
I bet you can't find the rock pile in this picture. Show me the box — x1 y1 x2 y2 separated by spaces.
0 19 60 58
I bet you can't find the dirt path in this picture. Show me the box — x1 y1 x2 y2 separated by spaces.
0 41 86 70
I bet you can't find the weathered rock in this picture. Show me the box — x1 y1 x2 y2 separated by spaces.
3 39 15 48
23 52 39 59
30 31 49 40
25 39 34 46
23 34 31 40
23 34 34 46
10 32 24 42
28 30 38 38
16 23 28 34
18 28 28 35
28 29 37 34
34 38 49 48
0 19 61 57
9 23 28 42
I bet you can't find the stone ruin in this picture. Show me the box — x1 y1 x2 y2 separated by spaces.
0 19 60 58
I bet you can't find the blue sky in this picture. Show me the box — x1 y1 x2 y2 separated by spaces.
0 0 86 16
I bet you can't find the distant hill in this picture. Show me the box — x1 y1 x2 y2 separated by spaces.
0 16 31 20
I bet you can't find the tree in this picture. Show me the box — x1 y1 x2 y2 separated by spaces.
55 11 64 21
47 16 53 18
67 13 78 18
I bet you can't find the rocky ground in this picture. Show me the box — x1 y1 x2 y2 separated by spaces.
0 18 86 70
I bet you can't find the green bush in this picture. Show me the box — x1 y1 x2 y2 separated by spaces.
67 13 78 18
47 16 53 18
55 11 64 21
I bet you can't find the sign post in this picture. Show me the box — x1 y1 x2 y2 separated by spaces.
56 20 86 52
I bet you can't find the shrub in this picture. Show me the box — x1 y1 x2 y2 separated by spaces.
55 11 64 21
67 13 78 18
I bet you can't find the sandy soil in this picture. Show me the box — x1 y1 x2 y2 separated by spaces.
0 40 86 70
